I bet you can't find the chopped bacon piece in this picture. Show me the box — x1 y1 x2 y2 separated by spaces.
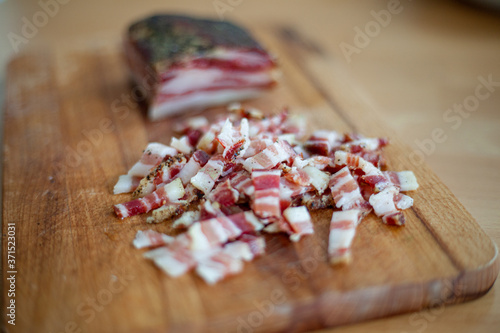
216 118 250 160
238 234 266 256
187 210 263 251
334 151 389 192
340 137 388 152
228 103 265 119
173 211 201 229
230 170 254 198
242 138 273 158
329 209 361 265
177 150 210 185
174 116 209 134
283 166 311 187
170 136 193 154
243 140 296 171
283 206 314 242
188 219 232 251
303 156 332 170
394 193 414 210
263 218 293 234
196 126 218 154
128 143 178 177
113 143 177 194
300 192 333 210
114 178 185 219
252 170 281 219
132 230 174 249
304 130 342 156
303 166 330 194
330 166 368 211
207 179 239 206
143 237 196 277
113 174 143 194
133 154 188 198
383 171 419 192
226 211 264 233
190 156 225 195
147 201 187 224
368 187 406 225
195 241 254 285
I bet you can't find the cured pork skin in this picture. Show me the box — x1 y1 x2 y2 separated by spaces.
125 15 278 120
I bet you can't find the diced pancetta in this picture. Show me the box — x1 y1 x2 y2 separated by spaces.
173 211 201 229
195 241 254 285
243 140 296 171
383 171 419 192
132 230 174 249
334 151 389 192
128 143 178 177
114 178 185 219
304 130 342 156
283 206 314 242
300 191 333 210
177 150 210 185
252 170 281 219
303 166 330 194
113 174 143 194
216 118 250 160
368 186 406 225
238 234 266 256
133 154 188 198
115 109 419 283
147 201 187 224
190 156 225 195
330 166 368 211
143 242 196 277
207 179 239 206
329 209 361 265
170 136 194 154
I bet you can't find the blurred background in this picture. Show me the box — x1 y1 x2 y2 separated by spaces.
1 0 499 332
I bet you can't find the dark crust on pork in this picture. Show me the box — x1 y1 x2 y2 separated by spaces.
127 14 267 70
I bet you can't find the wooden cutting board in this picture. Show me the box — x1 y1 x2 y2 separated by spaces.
2 26 499 333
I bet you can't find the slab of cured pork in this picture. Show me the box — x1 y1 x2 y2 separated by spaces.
125 15 278 120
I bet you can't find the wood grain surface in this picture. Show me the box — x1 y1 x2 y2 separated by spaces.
2 24 498 333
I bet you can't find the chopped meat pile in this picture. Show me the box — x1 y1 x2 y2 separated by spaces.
113 105 418 284
125 15 278 120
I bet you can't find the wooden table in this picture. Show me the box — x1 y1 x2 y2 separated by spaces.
1 1 499 332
